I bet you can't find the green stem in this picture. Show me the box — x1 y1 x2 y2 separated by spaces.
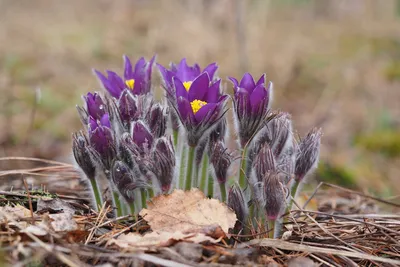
207 173 214 198
219 182 227 202
129 202 135 215
273 218 283 239
89 178 103 211
173 129 179 149
199 154 209 193
268 219 275 239
238 147 248 189
148 188 155 198
185 146 196 190
179 147 187 189
113 191 123 217
140 189 147 209
287 180 301 213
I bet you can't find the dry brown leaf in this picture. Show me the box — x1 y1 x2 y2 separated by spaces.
111 231 219 250
0 204 32 229
139 188 237 238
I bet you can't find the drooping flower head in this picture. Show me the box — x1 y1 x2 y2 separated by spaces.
229 73 272 148
173 72 228 146
94 55 156 98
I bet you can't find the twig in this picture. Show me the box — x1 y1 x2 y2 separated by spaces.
22 178 35 225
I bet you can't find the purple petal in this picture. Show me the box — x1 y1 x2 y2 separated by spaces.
188 72 209 102
240 73 256 93
106 70 125 98
123 55 133 80
94 70 119 98
228 77 239 93
177 96 194 123
88 117 98 133
134 57 146 74
256 74 266 87
194 103 217 124
235 88 250 115
85 92 105 119
250 84 267 112
173 77 188 100
132 121 153 150
203 63 218 80
205 79 221 103
146 55 156 81
100 114 111 128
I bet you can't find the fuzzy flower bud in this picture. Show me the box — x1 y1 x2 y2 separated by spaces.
253 143 276 183
228 183 248 227
294 128 322 182
209 141 233 184
150 137 176 193
147 103 168 138
263 172 287 220
72 131 96 180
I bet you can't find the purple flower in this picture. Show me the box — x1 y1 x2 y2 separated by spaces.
158 58 218 94
94 55 156 98
229 73 272 148
88 114 116 169
173 72 228 146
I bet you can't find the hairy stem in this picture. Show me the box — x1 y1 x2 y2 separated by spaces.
185 146 196 190
287 179 301 213
207 173 214 198
219 182 227 202
268 219 275 239
179 146 187 189
173 129 179 150
129 202 135 216
140 189 147 209
199 154 209 193
112 191 123 217
238 147 248 189
89 178 103 211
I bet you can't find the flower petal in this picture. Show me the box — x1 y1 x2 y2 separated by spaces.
177 96 194 123
203 62 218 80
250 84 267 112
123 55 133 80
228 77 239 93
255 74 266 87
134 57 146 74
240 73 256 93
173 77 189 100
206 79 221 103
194 103 217 124
100 114 111 128
157 63 174 90
188 72 209 102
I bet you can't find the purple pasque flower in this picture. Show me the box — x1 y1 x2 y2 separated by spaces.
173 72 228 146
94 55 156 98
158 58 218 95
229 73 273 148
88 114 116 169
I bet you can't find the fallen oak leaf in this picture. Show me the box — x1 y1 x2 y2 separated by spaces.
139 189 236 238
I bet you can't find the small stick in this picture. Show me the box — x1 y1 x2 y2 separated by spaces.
22 178 35 225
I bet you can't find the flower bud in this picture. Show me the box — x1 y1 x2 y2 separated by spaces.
209 141 232 184
294 128 322 182
228 183 248 226
111 160 145 204
263 172 287 220
252 143 276 183
72 131 96 180
118 89 139 128
150 137 176 193
131 120 154 154
147 103 168 138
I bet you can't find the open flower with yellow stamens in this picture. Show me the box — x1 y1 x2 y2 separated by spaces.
94 55 155 98
173 72 228 147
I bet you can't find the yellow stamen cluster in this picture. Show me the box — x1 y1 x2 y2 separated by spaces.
183 81 192 91
125 79 135 89
190 99 207 114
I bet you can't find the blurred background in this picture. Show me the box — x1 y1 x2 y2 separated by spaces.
0 0 399 196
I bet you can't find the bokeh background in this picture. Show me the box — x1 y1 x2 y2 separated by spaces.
1 0 399 196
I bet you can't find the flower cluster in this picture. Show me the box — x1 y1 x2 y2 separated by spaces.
73 55 321 238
